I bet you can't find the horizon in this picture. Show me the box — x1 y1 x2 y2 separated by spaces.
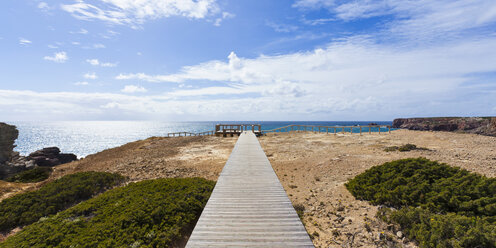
2 0 496 121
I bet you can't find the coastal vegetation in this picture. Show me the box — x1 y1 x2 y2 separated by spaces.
0 177 215 247
384 144 429 152
0 171 125 233
346 158 496 247
5 167 52 183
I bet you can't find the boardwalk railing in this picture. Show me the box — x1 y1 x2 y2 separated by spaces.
167 130 215 137
263 124 391 135
215 124 262 137
167 124 391 137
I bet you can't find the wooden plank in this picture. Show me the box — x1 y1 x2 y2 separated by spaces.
186 131 313 248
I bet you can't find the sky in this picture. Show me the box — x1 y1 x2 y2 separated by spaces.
1 0 496 121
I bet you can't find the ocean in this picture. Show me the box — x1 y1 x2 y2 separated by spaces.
10 121 393 158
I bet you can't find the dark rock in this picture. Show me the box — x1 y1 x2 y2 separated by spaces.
0 123 18 164
392 117 496 137
28 147 77 167
58 153 78 164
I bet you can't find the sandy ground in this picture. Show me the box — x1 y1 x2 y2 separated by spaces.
259 130 496 247
1 129 495 247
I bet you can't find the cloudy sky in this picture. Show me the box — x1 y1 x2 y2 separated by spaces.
1 0 496 121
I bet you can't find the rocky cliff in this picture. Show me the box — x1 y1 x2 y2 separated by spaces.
392 117 496 136
0 123 78 179
0 123 18 164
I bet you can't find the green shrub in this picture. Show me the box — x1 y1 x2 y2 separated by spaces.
384 146 399 152
346 158 496 216
0 171 125 233
378 207 496 248
346 158 496 248
5 167 52 183
384 144 429 152
1 178 215 248
398 144 418 152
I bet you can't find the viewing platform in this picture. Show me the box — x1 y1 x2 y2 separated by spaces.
215 124 263 137
186 131 314 247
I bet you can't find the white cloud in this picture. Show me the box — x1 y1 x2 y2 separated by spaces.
86 59 117 67
74 81 89 86
116 72 182 83
293 0 334 10
113 36 496 119
19 38 32 45
38 2 51 12
93 43 105 49
61 0 221 27
48 44 58 49
72 41 81 45
266 21 298 33
81 43 106 49
87 59 99 66
70 28 89 35
100 30 120 39
43 52 68 63
214 11 235 26
84 72 98 80
38 2 48 9
121 85 147 93
294 0 496 40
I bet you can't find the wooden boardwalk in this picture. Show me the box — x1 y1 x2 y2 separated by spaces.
186 131 314 247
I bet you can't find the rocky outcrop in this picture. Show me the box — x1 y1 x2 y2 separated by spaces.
392 117 496 136
0 123 18 164
0 123 78 179
28 147 78 167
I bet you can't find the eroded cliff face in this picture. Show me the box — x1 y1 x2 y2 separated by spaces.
392 117 496 136
0 123 18 164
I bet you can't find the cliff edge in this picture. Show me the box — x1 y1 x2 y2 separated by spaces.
392 117 496 136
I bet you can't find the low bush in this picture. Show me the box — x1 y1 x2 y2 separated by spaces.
0 171 125 233
384 146 399 152
346 158 496 247
378 207 496 248
384 144 429 152
0 177 215 248
5 167 52 183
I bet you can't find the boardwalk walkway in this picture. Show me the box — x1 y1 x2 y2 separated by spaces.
186 131 314 247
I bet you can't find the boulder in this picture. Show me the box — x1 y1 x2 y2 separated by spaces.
28 147 77 167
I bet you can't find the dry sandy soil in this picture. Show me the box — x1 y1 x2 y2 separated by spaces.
1 129 495 247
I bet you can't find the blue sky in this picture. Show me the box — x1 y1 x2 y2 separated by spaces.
1 0 496 121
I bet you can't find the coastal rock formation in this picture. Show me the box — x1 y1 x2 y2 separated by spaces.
0 123 78 179
28 147 78 167
392 117 496 136
0 123 18 164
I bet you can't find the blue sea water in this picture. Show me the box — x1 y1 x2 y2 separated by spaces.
10 121 393 158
